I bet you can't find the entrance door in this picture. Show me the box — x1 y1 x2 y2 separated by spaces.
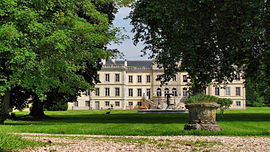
163 101 167 109
95 101 100 110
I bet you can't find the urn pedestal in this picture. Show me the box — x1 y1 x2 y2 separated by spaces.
184 103 222 131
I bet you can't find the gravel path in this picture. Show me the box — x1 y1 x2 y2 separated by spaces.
15 133 270 152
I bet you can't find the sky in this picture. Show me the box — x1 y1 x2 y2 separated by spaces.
108 7 149 60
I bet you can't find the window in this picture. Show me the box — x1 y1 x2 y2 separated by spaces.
172 76 176 81
95 88 100 96
137 88 142 97
172 88 177 96
183 88 188 97
157 88 162 97
74 101 78 107
84 90 90 96
203 89 206 94
215 87 220 96
97 74 100 81
105 74 110 82
85 101 90 107
128 75 133 83
164 88 169 96
137 75 142 83
129 88 133 97
225 87 231 96
105 101 110 107
115 74 120 82
115 101 120 107
147 88 151 99
183 75 187 82
236 101 241 106
128 102 133 106
236 72 241 80
115 87 120 96
146 75 151 83
105 88 110 96
137 102 142 106
236 87 241 96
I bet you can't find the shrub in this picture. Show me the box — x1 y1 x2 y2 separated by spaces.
216 98 233 117
185 94 220 104
185 94 233 116
43 99 68 111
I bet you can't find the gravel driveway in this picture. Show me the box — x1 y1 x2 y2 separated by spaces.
15 133 270 152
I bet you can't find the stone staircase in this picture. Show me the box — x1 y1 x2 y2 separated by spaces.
144 99 159 109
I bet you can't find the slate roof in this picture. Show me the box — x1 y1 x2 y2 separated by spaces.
127 60 153 67
105 60 153 67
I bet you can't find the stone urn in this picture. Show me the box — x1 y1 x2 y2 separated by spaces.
184 103 222 131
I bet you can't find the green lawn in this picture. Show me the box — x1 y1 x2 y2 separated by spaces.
0 131 47 151
1 107 270 136
0 107 269 150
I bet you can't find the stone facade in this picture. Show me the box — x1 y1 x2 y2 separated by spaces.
69 59 246 110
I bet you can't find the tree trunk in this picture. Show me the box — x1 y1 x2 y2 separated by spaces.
29 99 46 119
2 90 11 118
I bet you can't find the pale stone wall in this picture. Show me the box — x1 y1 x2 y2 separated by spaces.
72 60 246 110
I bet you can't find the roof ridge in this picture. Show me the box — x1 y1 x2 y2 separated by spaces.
115 60 153 61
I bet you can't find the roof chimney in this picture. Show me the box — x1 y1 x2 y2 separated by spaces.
124 59 127 66
102 59 106 65
111 57 115 64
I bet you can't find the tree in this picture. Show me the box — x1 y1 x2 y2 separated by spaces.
0 0 125 119
129 1 268 95
246 83 265 107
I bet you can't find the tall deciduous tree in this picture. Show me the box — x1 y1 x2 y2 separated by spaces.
0 0 125 118
130 0 269 95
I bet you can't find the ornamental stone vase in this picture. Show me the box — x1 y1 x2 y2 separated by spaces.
184 103 222 131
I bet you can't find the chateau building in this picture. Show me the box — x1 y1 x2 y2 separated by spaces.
68 60 246 110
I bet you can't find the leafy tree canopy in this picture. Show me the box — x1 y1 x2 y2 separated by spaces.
0 0 126 99
130 0 270 95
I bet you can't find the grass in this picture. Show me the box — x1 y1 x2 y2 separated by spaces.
0 107 269 150
0 131 48 151
1 107 270 136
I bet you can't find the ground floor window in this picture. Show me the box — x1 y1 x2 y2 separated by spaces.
128 102 133 106
115 101 120 107
236 101 241 106
215 87 220 96
74 101 78 107
137 102 142 106
105 101 110 107
183 88 188 97
85 101 90 107
172 88 177 96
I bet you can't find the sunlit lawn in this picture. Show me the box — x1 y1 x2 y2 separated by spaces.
0 107 269 151
1 107 269 136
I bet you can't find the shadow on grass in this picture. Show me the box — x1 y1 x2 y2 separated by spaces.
3 123 54 126
32 112 270 124
45 113 189 124
217 113 270 121
7 110 270 126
